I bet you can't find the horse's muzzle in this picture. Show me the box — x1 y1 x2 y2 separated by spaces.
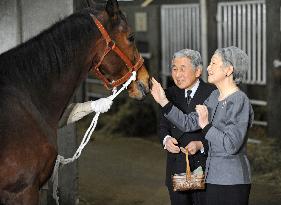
137 81 150 98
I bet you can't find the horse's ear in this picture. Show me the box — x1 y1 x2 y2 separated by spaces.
82 0 96 8
105 0 120 18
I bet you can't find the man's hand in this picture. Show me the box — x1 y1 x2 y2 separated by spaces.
165 137 180 153
180 141 203 155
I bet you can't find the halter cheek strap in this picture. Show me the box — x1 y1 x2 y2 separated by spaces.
90 14 144 90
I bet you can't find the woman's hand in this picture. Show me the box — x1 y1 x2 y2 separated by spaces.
195 105 209 128
150 77 169 107
180 141 203 155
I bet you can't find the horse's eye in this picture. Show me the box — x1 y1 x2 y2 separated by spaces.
128 34 135 43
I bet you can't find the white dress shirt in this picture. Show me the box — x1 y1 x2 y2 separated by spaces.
163 79 204 153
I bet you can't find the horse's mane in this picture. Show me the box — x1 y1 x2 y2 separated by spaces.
0 7 102 90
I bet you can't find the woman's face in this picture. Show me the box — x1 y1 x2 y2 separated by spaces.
207 53 227 85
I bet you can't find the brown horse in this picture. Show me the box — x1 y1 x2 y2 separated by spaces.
0 0 149 204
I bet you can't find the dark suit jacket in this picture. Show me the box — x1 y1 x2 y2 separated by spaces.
159 79 215 186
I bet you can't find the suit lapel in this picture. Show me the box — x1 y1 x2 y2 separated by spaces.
172 80 209 114
173 88 187 112
187 80 206 113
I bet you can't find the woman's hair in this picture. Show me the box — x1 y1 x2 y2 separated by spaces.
172 49 203 70
215 46 249 84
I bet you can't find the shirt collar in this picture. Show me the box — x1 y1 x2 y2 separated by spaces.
185 79 200 98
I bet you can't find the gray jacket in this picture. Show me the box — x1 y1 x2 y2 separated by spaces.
163 90 254 185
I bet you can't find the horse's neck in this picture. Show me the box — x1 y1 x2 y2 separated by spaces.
43 57 93 128
12 13 101 128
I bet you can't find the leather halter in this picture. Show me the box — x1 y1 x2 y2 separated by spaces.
90 14 144 90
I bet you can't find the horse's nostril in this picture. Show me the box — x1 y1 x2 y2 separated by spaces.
148 77 152 90
137 81 149 96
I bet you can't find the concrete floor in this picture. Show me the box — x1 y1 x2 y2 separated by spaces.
78 135 281 205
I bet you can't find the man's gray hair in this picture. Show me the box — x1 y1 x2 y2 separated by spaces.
215 46 249 84
172 49 203 70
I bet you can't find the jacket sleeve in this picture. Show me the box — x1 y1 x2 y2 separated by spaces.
158 89 173 145
205 95 254 155
161 91 215 135
159 109 171 145
162 102 201 132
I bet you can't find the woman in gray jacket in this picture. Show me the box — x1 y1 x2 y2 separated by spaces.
151 46 254 205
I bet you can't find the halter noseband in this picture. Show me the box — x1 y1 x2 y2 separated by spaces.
90 14 144 90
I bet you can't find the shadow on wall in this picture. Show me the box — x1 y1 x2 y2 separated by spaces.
86 96 158 137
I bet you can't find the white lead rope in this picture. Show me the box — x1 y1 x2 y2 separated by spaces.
51 71 137 205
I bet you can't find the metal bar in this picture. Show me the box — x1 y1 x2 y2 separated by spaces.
217 4 222 48
252 4 257 84
160 7 166 78
233 5 237 46
248 138 261 144
140 53 152 59
228 5 232 46
197 6 200 51
170 8 175 72
175 8 180 51
171 8 175 58
262 3 266 84
250 99 267 106
184 7 188 49
192 7 196 49
237 4 242 49
175 8 179 56
223 5 227 47
200 1 207 80
217 0 265 6
247 3 252 83
162 3 199 9
192 6 196 49
179 7 184 50
242 4 247 52
257 3 262 83
188 7 192 48
253 120 268 126
167 8 171 76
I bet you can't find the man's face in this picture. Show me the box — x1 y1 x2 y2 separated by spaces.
171 57 201 89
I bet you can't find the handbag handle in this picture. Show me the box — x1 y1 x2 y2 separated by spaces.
185 148 191 180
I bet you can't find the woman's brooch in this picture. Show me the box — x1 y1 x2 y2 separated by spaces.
222 100 227 109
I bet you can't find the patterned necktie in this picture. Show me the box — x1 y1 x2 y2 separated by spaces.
185 90 192 105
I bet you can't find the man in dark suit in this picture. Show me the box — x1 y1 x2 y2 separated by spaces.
159 49 215 205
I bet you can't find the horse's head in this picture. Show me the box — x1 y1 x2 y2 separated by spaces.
90 0 150 100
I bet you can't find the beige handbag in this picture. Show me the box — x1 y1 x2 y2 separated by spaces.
172 150 205 191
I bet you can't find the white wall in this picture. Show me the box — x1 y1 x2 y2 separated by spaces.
0 0 19 54
0 0 73 54
21 0 73 41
